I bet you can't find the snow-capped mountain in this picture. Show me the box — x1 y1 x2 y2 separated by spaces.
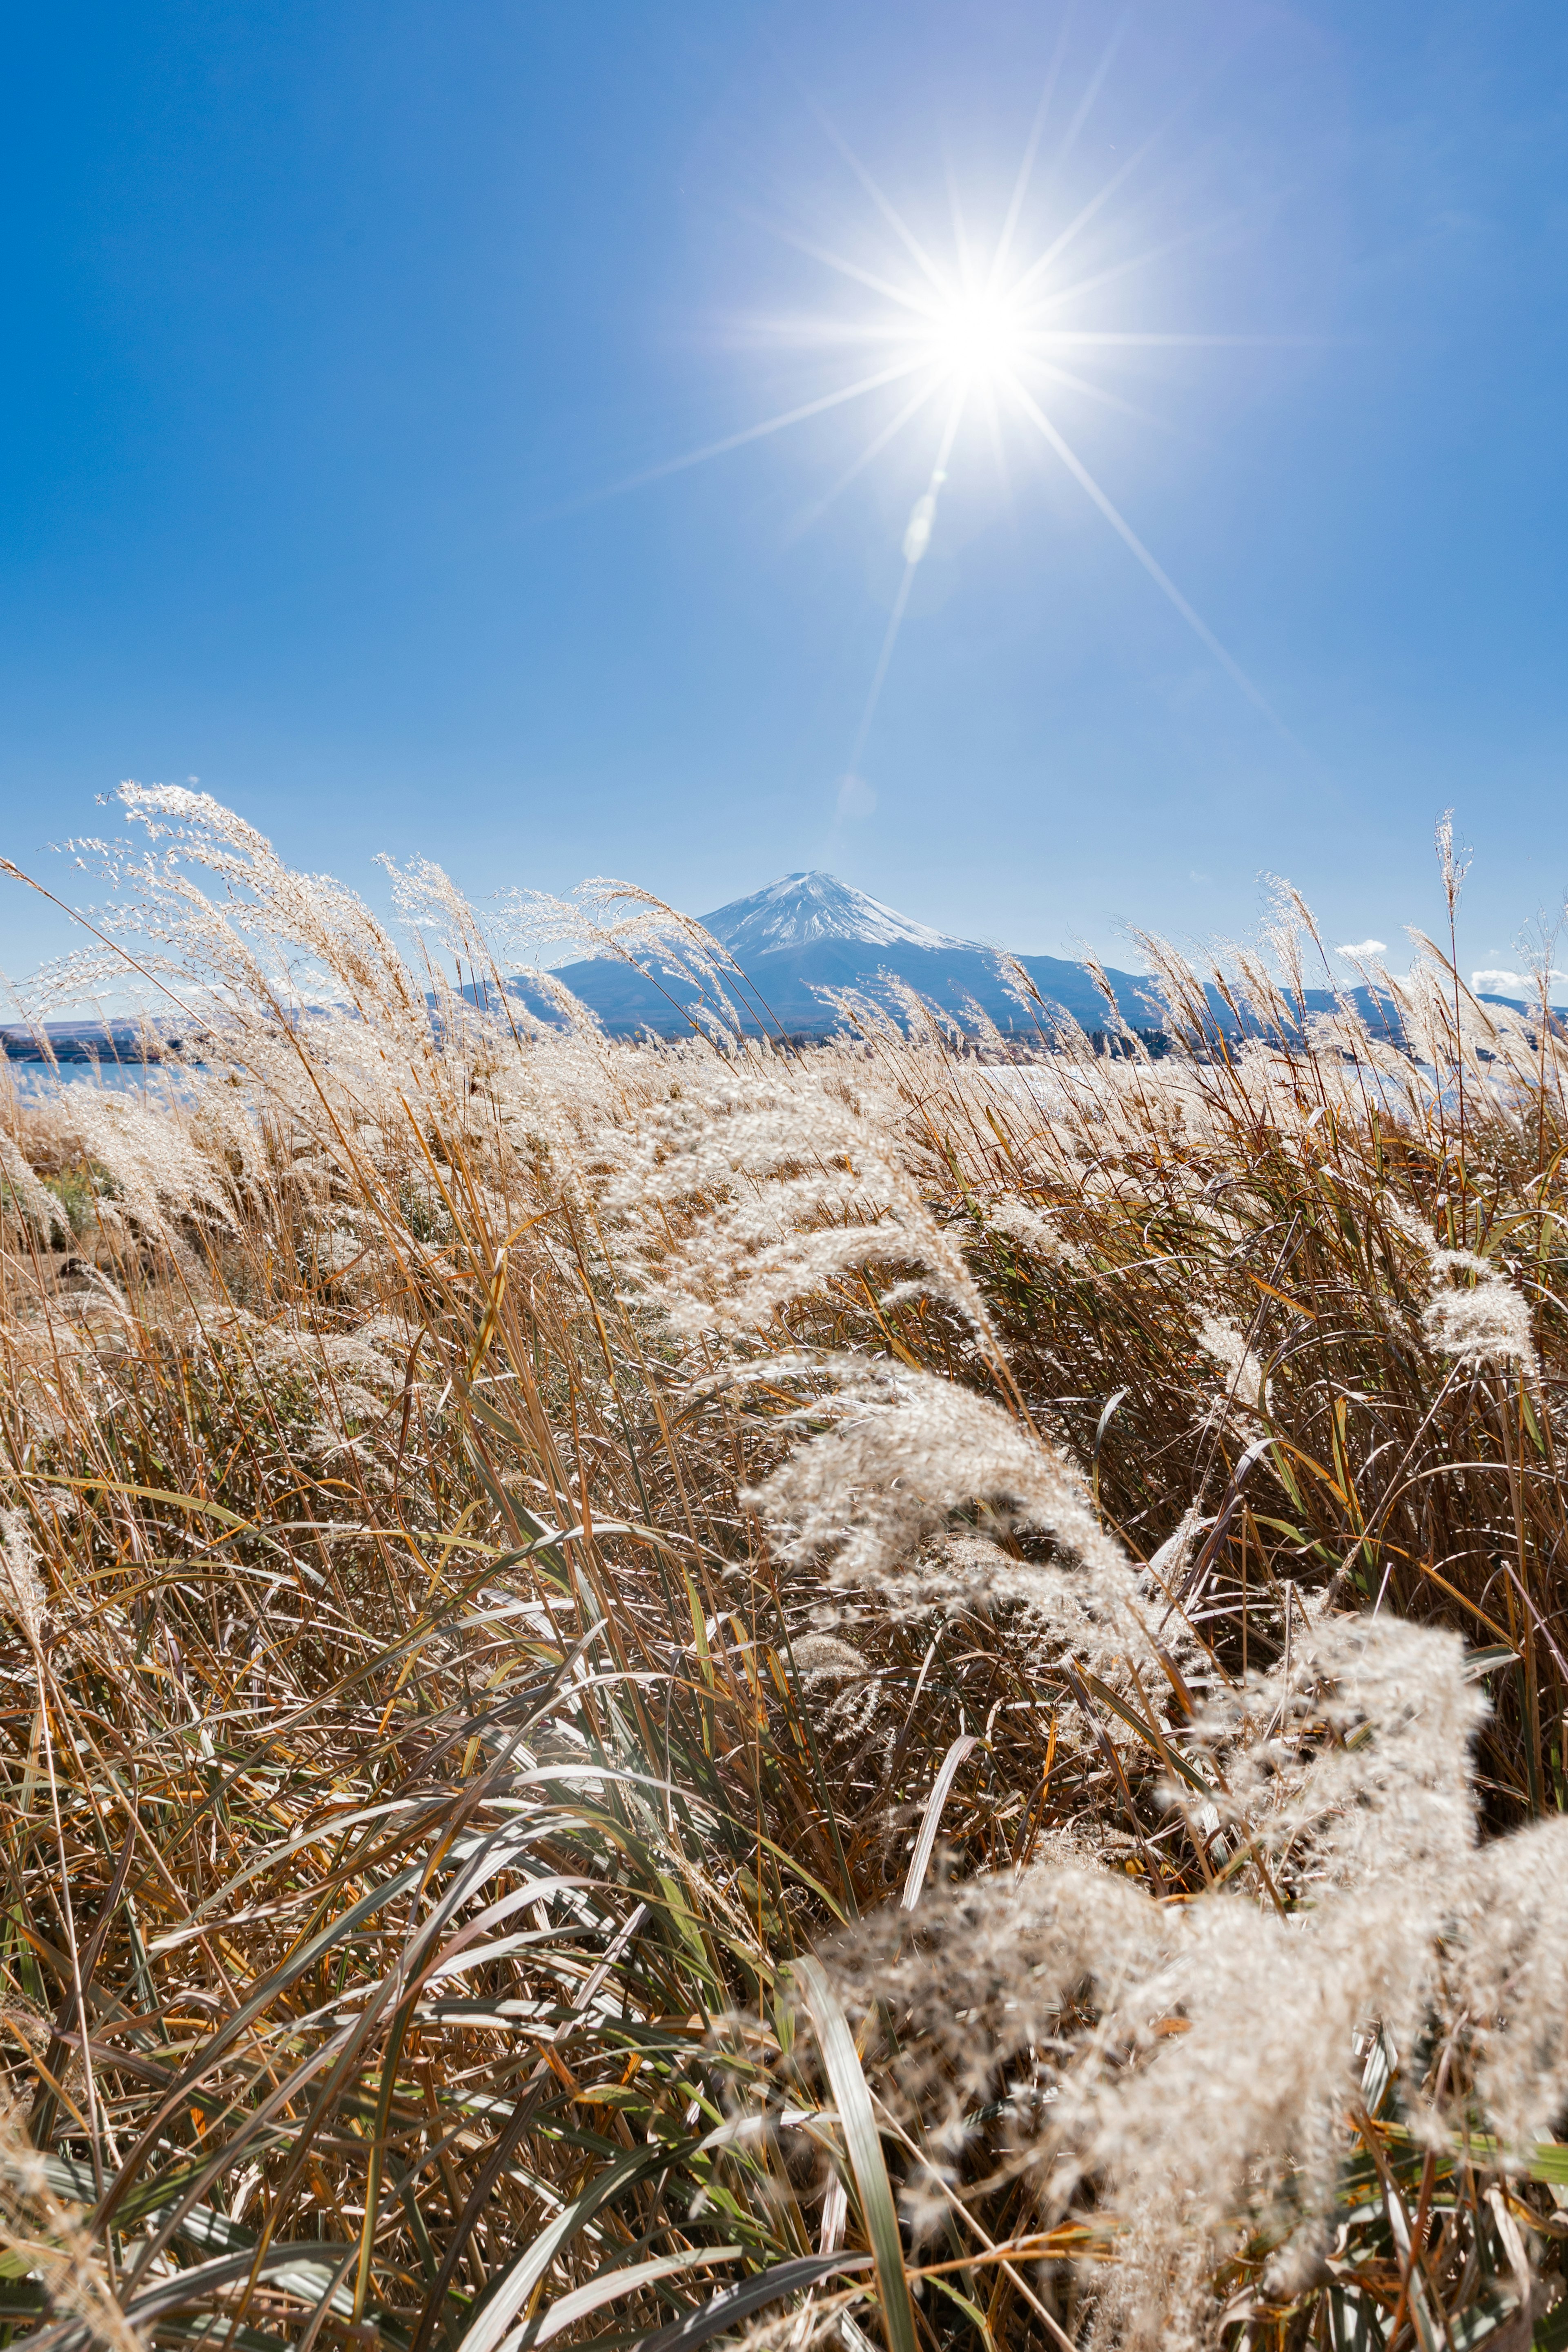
700 871 971 958
481 865 1402 1045
512 866 1157 1038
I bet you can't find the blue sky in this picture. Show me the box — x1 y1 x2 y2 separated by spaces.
4 1 1568 990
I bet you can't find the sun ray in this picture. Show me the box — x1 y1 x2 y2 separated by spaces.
1011 118 1176 305
745 217 944 318
944 157 976 297
1041 16 1127 194
791 376 947 533
806 105 950 296
1031 356 1185 438
1039 330 1319 347
989 9 1076 291
590 33 1296 784
845 391 969 773
746 314 942 350
978 372 1016 507
1040 213 1248 313
1019 40 1257 302
603 358 930 496
1003 370 1290 733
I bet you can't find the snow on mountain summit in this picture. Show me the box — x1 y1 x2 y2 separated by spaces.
699 871 969 958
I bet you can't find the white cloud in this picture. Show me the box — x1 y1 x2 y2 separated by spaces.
834 773 876 822
1472 967 1568 996
1335 939 1387 960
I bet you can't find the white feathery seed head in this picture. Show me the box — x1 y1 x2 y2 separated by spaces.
1423 1263 1537 1375
599 1069 997 1346
746 1358 1130 1598
1195 1313 1269 1417
822 1617 1503 2348
0 1514 46 1651
0 1138 62 1242
984 1192 1077 1263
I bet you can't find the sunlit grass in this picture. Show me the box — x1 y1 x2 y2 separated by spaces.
1 794 1567 2348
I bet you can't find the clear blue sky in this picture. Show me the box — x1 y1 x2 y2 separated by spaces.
4 1 1568 989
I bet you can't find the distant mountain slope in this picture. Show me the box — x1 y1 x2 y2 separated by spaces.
0 862 1539 1066
0 1020 204 1064
506 870 1438 1045
517 870 1160 1038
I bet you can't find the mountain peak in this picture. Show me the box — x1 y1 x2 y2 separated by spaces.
700 870 968 958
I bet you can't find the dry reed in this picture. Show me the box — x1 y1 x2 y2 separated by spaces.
0 788 1564 2349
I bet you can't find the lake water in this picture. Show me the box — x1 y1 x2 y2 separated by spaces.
4 1060 200 1104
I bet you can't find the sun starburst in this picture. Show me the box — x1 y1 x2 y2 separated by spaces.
614 29 1299 781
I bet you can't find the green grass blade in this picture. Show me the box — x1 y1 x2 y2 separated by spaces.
793 1959 918 2352
451 2140 700 2352
530 2245 742 2345
627 2254 873 2352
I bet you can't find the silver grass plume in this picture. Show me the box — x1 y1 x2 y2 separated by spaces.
1423 1247 1538 1375
599 1067 997 1347
824 1619 1492 2351
0 1514 46 1651
0 1136 61 1243
745 1357 1128 1595
0 2087 141 2352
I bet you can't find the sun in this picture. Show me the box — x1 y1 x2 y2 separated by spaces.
615 32 1290 773
922 285 1029 382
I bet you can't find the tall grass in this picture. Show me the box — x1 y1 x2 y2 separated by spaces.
1 788 1567 2350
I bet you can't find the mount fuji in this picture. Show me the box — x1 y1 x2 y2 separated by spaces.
513 870 1159 1039
701 871 967 958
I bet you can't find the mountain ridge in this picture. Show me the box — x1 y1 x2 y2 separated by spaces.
523 868 1155 1038
9 874 1514 1065
516 868 1420 1045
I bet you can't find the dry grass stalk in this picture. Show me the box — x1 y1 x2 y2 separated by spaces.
0 789 1561 2347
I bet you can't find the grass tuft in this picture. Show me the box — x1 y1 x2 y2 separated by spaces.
0 789 1567 2346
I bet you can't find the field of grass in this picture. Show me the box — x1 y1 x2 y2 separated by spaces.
3 791 1568 2351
